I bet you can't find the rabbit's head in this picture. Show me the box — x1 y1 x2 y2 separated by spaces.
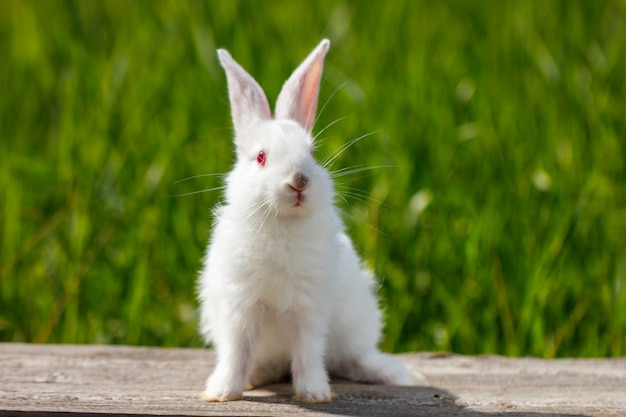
218 40 334 219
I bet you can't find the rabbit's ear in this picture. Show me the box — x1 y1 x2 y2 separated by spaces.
217 49 271 140
275 39 330 133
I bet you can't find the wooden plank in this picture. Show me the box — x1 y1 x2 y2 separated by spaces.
0 343 624 416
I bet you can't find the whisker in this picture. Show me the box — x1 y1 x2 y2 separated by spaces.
320 131 380 169
174 173 226 184
338 190 378 207
169 186 226 198
337 207 387 237
331 164 397 178
247 200 270 222
253 202 276 242
313 80 350 130
335 191 351 206
313 116 350 142
332 164 368 174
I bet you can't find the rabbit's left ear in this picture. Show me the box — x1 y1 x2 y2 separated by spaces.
275 39 330 133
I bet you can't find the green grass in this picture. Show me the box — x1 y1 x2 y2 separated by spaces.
1 0 624 357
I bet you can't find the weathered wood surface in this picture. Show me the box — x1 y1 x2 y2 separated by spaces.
0 343 624 416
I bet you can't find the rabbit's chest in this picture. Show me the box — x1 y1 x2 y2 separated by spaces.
238 229 337 310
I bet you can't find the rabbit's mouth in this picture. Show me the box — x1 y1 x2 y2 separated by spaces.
273 192 310 218
289 188 306 207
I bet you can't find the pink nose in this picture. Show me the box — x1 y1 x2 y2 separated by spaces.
289 172 309 192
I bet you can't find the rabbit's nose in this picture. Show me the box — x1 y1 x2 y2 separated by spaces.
289 171 309 191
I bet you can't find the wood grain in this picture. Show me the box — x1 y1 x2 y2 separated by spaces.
0 343 624 416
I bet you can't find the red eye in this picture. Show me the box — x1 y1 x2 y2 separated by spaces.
257 150 267 167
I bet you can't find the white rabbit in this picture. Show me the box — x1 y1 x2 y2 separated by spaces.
198 39 415 403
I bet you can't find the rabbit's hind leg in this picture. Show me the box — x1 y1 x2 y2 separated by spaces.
334 351 421 386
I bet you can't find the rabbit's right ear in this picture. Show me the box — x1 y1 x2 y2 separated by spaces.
217 49 271 142
275 39 330 133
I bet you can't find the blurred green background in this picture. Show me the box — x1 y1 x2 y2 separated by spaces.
1 0 625 357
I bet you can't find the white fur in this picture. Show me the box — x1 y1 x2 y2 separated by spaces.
199 39 414 403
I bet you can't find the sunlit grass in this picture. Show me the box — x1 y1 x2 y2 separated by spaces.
0 0 624 357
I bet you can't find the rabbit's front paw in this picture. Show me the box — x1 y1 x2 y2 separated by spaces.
201 374 244 402
293 376 333 403
201 386 243 402
293 389 334 403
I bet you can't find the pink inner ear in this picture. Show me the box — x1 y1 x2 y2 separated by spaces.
296 59 324 132
275 40 330 133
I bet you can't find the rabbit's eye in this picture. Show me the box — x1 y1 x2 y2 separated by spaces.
257 150 267 167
